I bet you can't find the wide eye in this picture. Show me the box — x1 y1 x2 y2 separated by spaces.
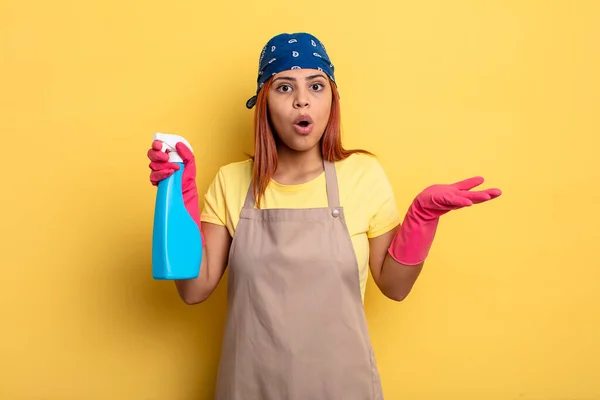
277 84 293 93
310 83 324 91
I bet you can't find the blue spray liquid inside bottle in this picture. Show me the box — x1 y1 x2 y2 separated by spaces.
152 133 202 280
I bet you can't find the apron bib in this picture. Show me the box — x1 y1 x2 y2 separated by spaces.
214 160 383 400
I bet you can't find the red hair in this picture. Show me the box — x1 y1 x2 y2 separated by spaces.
251 77 372 207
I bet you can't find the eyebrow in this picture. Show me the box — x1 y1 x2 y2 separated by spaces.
273 74 328 82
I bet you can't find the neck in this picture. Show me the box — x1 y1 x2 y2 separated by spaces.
273 144 323 185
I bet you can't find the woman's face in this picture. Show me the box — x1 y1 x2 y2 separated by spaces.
267 68 333 153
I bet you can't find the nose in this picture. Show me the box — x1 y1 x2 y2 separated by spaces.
293 87 310 109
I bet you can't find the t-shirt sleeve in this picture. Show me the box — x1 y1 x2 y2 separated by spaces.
200 168 227 227
366 160 403 238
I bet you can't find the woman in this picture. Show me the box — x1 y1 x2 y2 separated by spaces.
147 32 501 399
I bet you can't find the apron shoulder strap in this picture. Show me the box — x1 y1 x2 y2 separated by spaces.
243 180 256 209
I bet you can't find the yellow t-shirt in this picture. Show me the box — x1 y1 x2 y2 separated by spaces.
200 153 402 301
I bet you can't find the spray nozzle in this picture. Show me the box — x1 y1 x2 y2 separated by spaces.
153 132 194 163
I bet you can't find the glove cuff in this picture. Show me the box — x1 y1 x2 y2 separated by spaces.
388 206 440 265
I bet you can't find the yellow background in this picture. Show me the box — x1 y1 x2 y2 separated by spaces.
1 0 599 399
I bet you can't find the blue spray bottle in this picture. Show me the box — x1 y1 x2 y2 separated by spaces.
151 132 202 280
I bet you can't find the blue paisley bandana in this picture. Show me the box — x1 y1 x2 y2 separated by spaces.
246 32 336 109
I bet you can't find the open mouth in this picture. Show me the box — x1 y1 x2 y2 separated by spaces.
294 114 314 127
293 115 314 134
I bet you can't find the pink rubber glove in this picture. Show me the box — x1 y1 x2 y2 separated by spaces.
147 140 205 246
388 176 501 265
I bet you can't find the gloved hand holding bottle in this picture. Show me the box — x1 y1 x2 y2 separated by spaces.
148 138 204 245
148 134 204 280
388 176 502 265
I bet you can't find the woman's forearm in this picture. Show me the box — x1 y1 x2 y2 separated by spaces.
377 254 423 301
174 222 231 305
368 227 423 302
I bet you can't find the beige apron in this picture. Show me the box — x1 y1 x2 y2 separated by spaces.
214 160 384 400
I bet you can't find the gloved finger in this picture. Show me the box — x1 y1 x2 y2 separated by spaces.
150 169 176 185
432 191 473 209
175 142 195 164
460 188 502 204
459 190 492 203
486 188 502 198
451 176 485 191
152 140 163 151
149 161 180 172
147 147 169 162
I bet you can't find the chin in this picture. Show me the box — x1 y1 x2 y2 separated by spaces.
290 142 320 153
281 132 323 153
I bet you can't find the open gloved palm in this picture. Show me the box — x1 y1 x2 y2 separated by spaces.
389 176 502 265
